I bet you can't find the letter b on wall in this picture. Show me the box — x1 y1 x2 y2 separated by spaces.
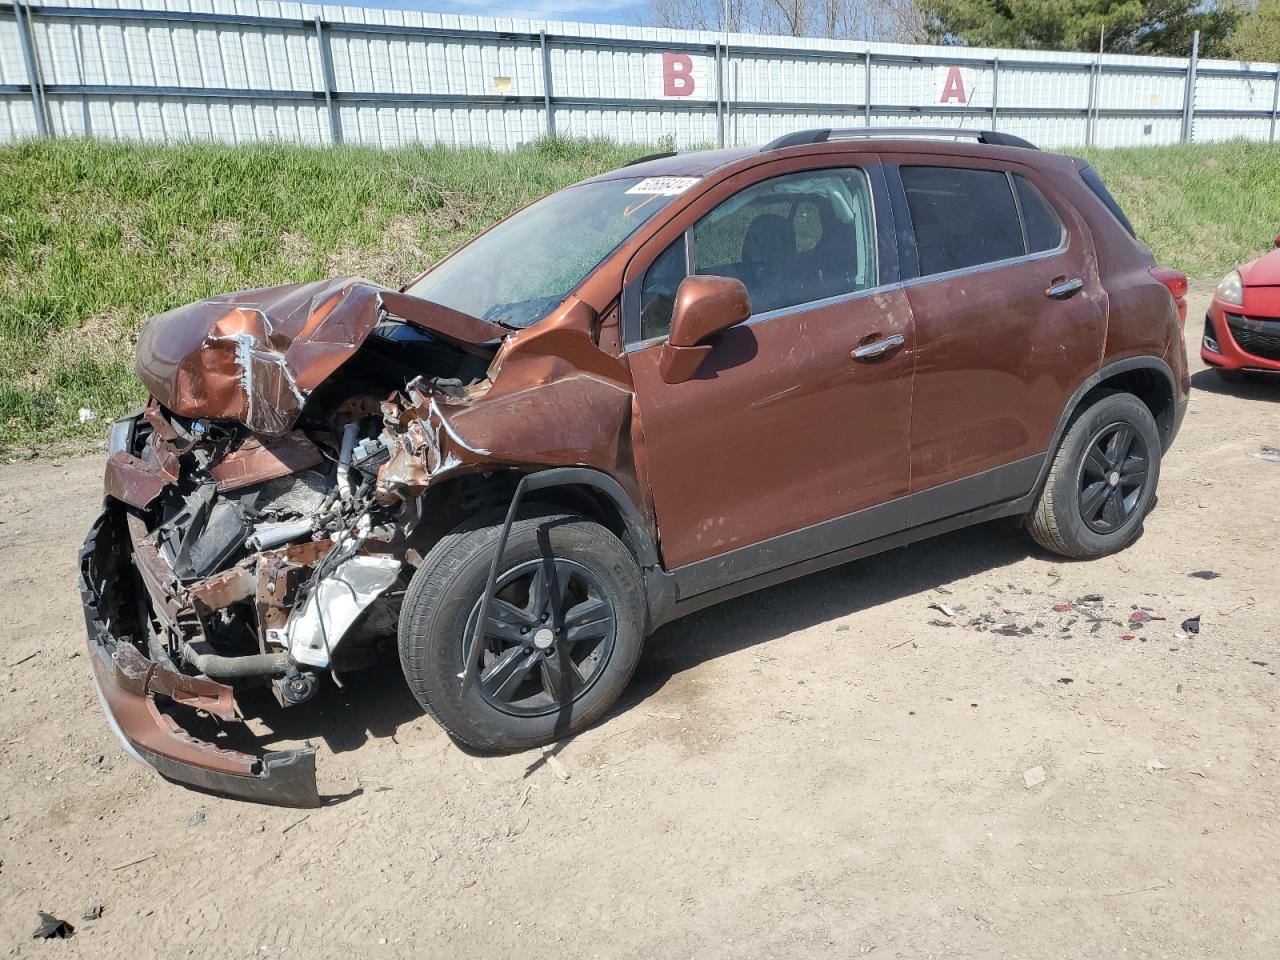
663 53 695 97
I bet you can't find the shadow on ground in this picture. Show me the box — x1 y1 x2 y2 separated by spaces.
230 516 1038 759
1191 368 1280 402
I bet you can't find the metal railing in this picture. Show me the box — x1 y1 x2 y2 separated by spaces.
4 1 1279 149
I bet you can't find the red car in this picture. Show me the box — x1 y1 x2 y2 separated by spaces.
1203 237 1280 380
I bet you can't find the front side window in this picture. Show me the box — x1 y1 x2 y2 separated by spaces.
636 167 878 340
407 177 679 330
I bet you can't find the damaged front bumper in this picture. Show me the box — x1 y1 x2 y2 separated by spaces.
79 507 320 808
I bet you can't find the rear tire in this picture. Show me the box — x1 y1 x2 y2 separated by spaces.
398 509 645 752
1027 392 1161 560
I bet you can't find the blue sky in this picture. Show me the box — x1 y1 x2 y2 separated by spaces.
346 0 648 24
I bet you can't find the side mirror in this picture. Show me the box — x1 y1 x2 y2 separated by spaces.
658 275 752 384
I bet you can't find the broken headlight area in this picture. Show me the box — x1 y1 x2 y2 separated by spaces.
109 399 412 697
84 279 517 802
89 373 493 802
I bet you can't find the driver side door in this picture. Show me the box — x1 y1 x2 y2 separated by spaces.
625 159 916 597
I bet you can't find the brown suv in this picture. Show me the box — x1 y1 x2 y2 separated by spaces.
81 129 1190 806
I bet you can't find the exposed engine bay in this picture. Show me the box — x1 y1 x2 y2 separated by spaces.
80 275 640 806
109 309 494 707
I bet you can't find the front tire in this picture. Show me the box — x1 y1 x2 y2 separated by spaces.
398 509 645 752
1027 392 1161 560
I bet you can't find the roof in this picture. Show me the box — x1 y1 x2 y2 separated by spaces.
585 128 1046 186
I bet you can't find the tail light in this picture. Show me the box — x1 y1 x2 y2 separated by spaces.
1150 265 1188 325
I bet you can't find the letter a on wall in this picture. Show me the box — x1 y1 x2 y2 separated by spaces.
938 65 970 104
662 53 695 97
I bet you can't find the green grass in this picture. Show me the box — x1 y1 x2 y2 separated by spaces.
1 136 1277 454
0 137 647 453
1081 141 1280 283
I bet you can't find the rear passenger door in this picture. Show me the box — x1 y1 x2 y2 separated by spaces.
885 156 1107 525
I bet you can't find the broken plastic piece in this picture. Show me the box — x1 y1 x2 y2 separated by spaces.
1181 615 1201 635
32 912 74 939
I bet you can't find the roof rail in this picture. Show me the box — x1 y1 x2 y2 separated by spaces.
763 128 1038 151
624 150 678 166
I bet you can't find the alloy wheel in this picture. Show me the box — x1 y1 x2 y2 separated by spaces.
462 557 617 717
1077 421 1150 534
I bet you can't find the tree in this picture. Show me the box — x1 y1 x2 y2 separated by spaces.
918 0 1238 56
1232 0 1280 61
643 0 927 42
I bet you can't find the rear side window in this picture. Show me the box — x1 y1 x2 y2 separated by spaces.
1077 163 1136 237
901 167 1024 275
1014 176 1066 253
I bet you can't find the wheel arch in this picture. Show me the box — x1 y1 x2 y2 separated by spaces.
409 467 659 571
1035 356 1177 495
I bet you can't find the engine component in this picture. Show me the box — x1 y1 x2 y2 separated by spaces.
270 552 403 669
246 518 314 552
351 434 393 478
181 641 291 680
250 469 330 518
336 421 359 504
274 668 318 706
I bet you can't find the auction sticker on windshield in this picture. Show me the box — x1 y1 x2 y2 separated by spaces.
625 177 700 196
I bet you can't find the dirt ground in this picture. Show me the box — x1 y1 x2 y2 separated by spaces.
3 288 1279 959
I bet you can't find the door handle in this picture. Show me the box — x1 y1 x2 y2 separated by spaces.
1046 277 1084 299
851 333 905 361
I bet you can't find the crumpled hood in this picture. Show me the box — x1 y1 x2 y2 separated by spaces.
135 277 505 436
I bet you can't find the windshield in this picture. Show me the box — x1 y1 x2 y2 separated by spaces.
406 177 684 329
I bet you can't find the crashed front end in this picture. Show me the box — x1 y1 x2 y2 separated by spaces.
81 277 511 806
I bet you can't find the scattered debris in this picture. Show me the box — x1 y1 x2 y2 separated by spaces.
1189 570 1221 580
282 814 311 834
1120 634 1135 641
110 852 156 871
1078 594 1103 605
8 650 38 667
1250 447 1280 463
1104 881 1169 897
77 407 97 424
545 752 571 783
928 619 956 628
1057 677 1074 684
1023 765 1046 788
888 638 916 650
89 753 112 772
1129 610 1153 623
1181 615 1201 635
185 810 206 828
82 905 102 922
928 602 959 619
32 912 74 939
1146 758 1170 772
1052 603 1072 612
